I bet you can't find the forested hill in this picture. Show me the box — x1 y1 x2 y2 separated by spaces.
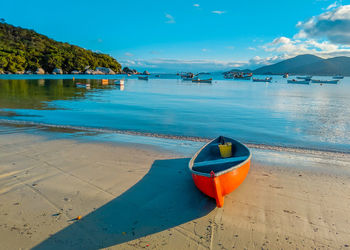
0 22 121 74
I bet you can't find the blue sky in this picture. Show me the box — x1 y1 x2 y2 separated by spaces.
2 0 350 72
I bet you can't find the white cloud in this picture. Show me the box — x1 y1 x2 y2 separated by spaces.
193 3 200 7
296 5 350 44
248 47 256 51
165 13 175 24
248 55 289 67
256 5 350 64
212 10 226 15
326 1 338 10
201 48 208 52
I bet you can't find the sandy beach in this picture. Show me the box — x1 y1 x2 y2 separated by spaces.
1 130 350 249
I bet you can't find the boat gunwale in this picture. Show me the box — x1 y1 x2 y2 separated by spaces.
188 137 252 177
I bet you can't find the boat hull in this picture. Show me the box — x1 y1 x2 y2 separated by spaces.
189 136 251 207
191 159 250 207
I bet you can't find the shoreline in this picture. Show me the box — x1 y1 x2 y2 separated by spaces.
1 118 350 156
0 126 350 249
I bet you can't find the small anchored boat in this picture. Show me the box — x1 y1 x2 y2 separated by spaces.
189 136 251 207
192 78 212 83
138 76 148 80
311 79 338 84
287 79 310 84
283 73 289 78
252 77 272 82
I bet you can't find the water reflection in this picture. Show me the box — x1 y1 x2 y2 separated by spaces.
0 79 117 110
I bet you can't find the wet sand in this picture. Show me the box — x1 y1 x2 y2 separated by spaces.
1 131 350 249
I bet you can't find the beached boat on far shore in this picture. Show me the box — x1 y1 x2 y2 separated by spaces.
189 136 251 207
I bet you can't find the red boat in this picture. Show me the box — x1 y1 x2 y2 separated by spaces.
189 136 251 207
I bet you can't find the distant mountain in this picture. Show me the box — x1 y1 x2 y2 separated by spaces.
253 54 323 75
0 22 121 74
250 54 350 76
289 56 350 76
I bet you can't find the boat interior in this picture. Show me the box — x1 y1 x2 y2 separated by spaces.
192 136 250 174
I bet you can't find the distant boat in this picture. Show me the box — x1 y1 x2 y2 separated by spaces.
138 76 148 80
311 79 338 84
233 72 252 80
155 74 160 77
189 136 251 207
181 72 194 79
333 76 344 79
234 75 251 80
283 73 289 78
192 78 212 83
287 79 310 84
252 77 272 82
114 79 125 85
296 76 312 80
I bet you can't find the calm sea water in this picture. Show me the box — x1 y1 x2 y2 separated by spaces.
1 74 350 153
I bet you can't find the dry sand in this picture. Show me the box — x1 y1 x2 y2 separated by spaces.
1 131 350 249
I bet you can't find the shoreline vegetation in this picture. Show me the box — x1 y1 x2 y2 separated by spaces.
0 22 147 76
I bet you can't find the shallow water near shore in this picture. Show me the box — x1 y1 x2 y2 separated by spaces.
1 74 350 153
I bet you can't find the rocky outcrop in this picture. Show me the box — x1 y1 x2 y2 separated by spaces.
53 68 63 74
35 68 45 74
71 70 80 74
84 69 94 75
122 67 139 75
95 67 115 75
92 69 104 75
25 70 32 74
15 70 25 74
143 70 150 75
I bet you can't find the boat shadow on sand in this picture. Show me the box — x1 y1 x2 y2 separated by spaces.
33 158 216 249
